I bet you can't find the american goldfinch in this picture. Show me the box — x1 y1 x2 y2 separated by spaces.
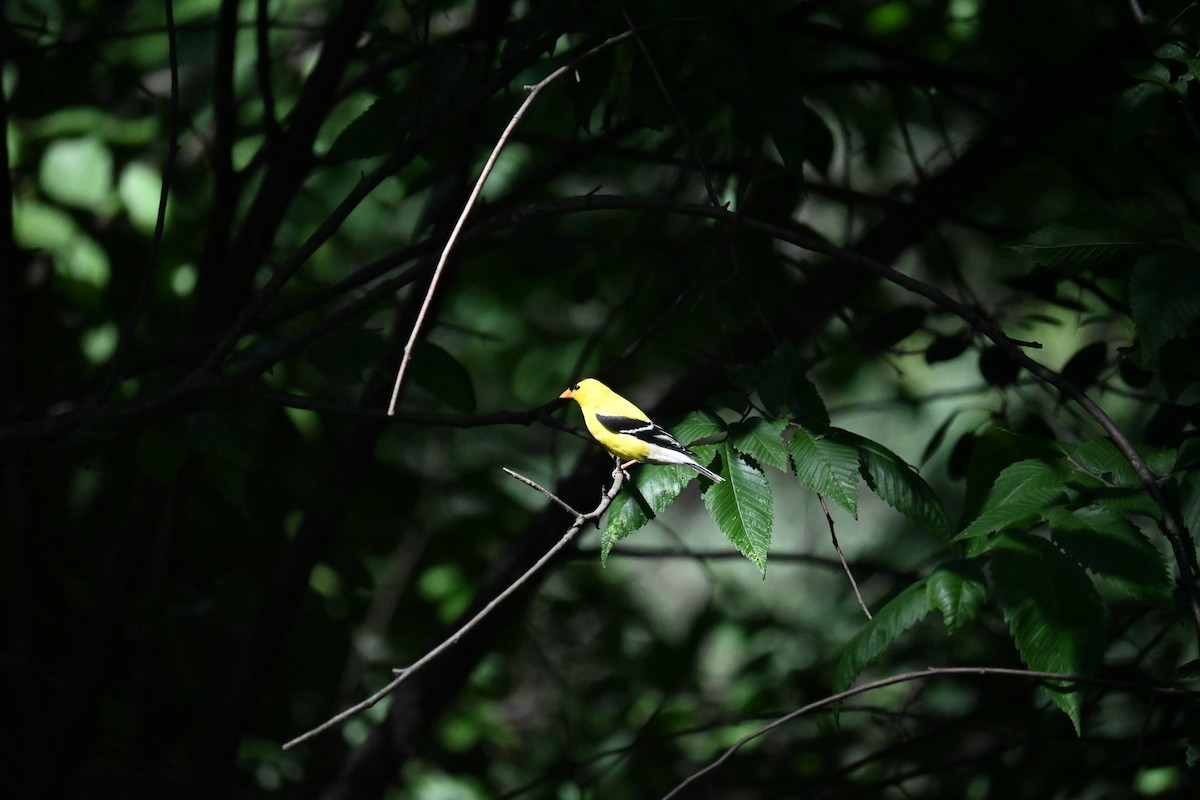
559 378 724 482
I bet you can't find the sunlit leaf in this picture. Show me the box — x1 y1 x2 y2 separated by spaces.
602 464 696 563
957 458 1071 541
39 136 114 212
703 444 773 573
730 417 789 471
789 426 860 518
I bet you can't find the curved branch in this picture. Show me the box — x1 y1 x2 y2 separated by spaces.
662 665 1200 798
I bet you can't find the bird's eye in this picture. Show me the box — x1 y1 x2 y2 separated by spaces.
571 383 580 391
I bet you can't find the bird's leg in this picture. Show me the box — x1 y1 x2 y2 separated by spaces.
614 456 635 481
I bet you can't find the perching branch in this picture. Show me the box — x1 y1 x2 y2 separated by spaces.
661 665 1199 799
282 463 625 750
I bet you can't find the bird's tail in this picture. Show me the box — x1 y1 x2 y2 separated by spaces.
689 459 724 483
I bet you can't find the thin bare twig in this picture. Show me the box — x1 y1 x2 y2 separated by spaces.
385 28 645 415
661 665 1199 798
819 495 871 619
502 467 583 517
282 463 625 749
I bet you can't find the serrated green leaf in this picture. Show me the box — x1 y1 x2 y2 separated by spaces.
834 579 931 691
989 532 1107 733
956 459 1071 541
789 427 860 518
671 410 726 448
1008 224 1132 273
1075 484 1163 521
728 343 828 427
1130 249 1200 364
702 444 773 573
326 90 414 162
1071 438 1139 486
927 560 988 634
730 417 789 471
1047 505 1172 605
833 429 949 536
962 428 1064 523
409 342 476 414
601 464 696 563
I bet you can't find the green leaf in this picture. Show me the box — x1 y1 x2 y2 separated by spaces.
1070 437 1144 486
927 560 988 634
989 532 1107 733
702 444 773 573
601 464 696 563
39 136 115 212
833 429 949 536
1083 486 1164 521
118 162 167 234
1130 249 1200 364
956 459 1071 541
1008 224 1132 273
789 427 860 518
409 342 476 414
1047 505 1172 605
834 579 931 691
669 409 726 449
729 343 828 427
962 428 1063 522
730 417 789 471
1113 82 1164 148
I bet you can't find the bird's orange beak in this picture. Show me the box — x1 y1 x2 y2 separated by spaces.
559 388 574 399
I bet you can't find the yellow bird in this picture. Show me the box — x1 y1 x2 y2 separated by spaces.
559 378 724 482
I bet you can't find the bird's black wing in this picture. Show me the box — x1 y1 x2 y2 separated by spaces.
594 414 694 455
